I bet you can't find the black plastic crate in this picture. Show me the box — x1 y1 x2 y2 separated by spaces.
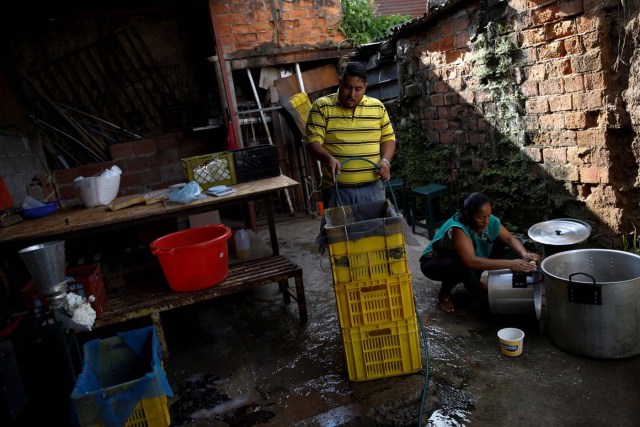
232 145 280 183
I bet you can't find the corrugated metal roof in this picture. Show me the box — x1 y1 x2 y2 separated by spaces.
375 0 426 17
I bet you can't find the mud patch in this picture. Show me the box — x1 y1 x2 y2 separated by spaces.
170 374 273 426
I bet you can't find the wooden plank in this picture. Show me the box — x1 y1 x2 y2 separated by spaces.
93 255 305 328
274 64 339 102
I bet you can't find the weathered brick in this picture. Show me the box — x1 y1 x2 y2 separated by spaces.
539 114 565 129
565 111 588 129
525 97 549 114
549 94 572 112
546 20 575 40
440 35 455 51
582 31 599 50
533 3 559 25
539 78 564 95
558 0 584 18
590 148 611 167
576 13 600 33
444 92 459 105
452 15 470 33
580 166 608 184
520 81 539 97
454 31 470 49
567 146 591 165
521 28 546 47
572 90 604 109
576 130 606 148
460 90 474 104
584 72 606 90
441 21 452 37
430 93 445 106
110 142 135 160
421 107 437 119
438 106 452 119
548 58 573 77
523 146 543 162
440 132 456 144
572 51 602 73
549 130 577 146
527 64 547 81
133 139 158 157
564 36 583 55
447 119 461 130
468 133 486 145
538 40 566 59
446 49 464 63
563 75 584 92
434 119 448 131
543 147 568 164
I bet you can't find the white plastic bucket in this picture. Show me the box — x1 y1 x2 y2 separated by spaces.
74 174 120 207
497 328 525 356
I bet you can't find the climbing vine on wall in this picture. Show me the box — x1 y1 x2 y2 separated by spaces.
393 119 452 189
471 21 550 227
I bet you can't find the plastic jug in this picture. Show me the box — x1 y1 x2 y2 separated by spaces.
234 228 251 260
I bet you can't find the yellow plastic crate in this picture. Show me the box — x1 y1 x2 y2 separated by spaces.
341 317 422 382
328 229 408 284
181 152 236 190
334 273 416 328
123 395 170 427
324 200 409 284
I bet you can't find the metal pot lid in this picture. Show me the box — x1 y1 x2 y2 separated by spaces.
527 219 591 246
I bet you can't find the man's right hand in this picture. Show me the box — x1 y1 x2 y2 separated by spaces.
329 156 341 181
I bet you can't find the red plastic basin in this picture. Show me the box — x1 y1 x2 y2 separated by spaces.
150 224 232 292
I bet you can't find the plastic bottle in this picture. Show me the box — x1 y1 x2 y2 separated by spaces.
235 228 251 260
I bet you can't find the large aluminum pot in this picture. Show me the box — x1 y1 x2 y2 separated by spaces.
540 249 640 359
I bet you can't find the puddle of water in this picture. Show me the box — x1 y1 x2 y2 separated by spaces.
428 408 471 426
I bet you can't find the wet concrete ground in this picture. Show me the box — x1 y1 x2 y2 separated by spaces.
162 214 640 426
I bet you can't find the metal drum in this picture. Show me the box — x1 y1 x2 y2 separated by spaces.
487 269 543 320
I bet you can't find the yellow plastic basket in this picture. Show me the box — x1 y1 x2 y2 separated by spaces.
324 200 409 284
334 273 416 328
123 395 170 427
341 317 422 382
181 152 236 190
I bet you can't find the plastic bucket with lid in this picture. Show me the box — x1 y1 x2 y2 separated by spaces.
151 224 232 292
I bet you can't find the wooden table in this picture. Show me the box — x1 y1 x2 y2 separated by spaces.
0 175 299 255
1 175 307 353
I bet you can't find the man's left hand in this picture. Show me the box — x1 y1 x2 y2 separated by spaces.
377 160 391 181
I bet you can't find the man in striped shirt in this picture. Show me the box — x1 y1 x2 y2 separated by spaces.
305 61 396 208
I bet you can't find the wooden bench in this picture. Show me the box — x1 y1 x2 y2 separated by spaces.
93 255 306 354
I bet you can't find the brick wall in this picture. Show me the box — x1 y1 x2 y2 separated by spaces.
210 0 345 55
397 0 633 233
54 132 213 200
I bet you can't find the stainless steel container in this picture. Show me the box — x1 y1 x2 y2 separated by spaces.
540 249 640 359
18 241 68 309
528 219 591 258
487 269 543 319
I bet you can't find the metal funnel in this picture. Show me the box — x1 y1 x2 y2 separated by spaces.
18 241 68 306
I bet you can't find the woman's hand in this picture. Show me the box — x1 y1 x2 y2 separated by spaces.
522 252 540 264
508 259 538 273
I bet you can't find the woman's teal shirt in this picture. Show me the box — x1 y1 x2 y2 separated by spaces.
421 213 501 259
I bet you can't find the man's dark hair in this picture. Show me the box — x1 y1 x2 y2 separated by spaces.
341 61 368 82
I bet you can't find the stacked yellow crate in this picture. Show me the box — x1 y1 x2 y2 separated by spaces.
324 200 422 381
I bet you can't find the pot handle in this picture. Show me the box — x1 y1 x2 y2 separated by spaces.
568 272 602 305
